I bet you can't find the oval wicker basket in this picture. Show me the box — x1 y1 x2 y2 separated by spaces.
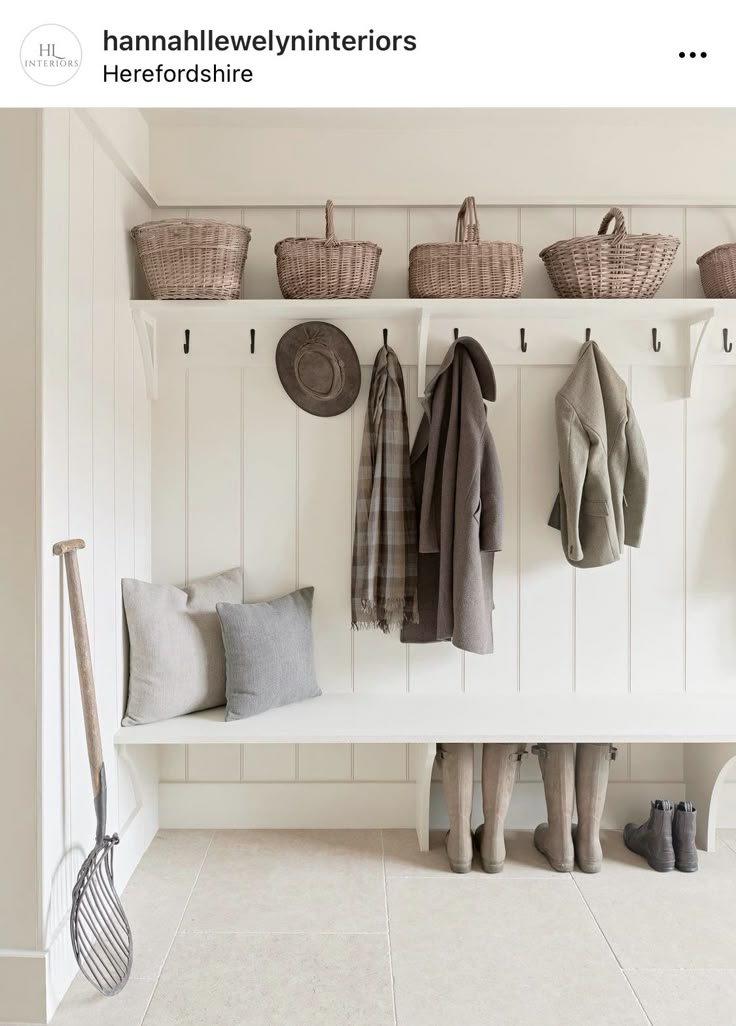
540 208 679 299
697 244 736 298
275 201 381 299
409 197 523 299
131 219 251 300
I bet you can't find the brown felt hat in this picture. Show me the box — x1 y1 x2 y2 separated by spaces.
275 321 361 417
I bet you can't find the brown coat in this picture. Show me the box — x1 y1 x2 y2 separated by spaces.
401 337 502 654
549 340 649 568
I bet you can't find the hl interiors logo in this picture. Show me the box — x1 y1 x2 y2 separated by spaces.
20 24 82 85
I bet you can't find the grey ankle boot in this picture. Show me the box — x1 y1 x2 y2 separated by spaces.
573 743 617 873
438 743 474 873
672 801 698 873
474 744 526 873
624 800 676 872
532 743 575 872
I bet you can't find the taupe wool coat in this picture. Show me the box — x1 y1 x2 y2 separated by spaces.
549 340 648 568
401 337 502 654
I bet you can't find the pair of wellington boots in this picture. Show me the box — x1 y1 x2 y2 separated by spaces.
438 743 526 873
624 800 698 873
532 742 617 873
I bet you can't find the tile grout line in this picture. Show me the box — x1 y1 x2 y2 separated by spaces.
380 830 399 1026
569 872 654 1026
139 833 216 1025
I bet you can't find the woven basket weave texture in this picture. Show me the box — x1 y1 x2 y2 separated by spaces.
697 244 736 299
540 208 679 299
131 219 251 300
275 201 381 299
409 196 523 299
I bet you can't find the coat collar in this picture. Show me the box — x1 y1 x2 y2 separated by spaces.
424 336 497 405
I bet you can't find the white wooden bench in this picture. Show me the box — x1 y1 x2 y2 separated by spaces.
114 693 736 852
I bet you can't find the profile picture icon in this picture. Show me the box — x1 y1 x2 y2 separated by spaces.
20 24 82 85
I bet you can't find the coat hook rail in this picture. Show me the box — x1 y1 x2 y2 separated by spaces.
724 328 732 354
250 328 256 355
652 328 661 353
184 329 190 355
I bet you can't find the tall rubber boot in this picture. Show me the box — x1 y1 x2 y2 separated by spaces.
437 743 474 873
474 744 527 873
574 743 617 873
532 743 575 872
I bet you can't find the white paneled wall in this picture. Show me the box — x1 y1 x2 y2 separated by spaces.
151 202 736 822
39 111 155 1015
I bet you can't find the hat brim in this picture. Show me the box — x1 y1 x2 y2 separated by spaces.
276 321 361 417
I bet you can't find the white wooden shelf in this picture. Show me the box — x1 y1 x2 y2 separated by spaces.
114 692 736 746
131 297 736 401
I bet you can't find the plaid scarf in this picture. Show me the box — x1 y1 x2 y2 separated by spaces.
351 345 418 633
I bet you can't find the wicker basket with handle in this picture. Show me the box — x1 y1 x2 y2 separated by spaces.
130 219 251 300
409 197 523 299
540 208 679 299
275 201 381 299
697 244 736 298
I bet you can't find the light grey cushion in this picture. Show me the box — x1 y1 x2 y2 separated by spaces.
217 587 321 721
122 568 243 725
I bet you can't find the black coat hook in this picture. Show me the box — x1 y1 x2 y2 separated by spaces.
184 328 190 355
250 328 256 355
453 328 459 341
520 328 527 353
383 328 389 351
724 328 733 354
585 328 591 343
652 328 661 353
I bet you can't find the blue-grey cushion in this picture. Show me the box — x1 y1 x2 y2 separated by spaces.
122 567 243 725
217 587 321 721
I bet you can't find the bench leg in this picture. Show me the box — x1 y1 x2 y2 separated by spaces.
413 742 437 852
683 742 736 851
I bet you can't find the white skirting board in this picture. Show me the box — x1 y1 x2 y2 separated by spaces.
159 780 702 831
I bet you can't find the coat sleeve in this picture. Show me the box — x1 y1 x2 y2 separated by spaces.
556 394 589 563
623 400 649 548
478 426 503 552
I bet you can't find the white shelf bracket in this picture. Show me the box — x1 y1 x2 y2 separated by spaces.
132 308 158 400
686 308 716 399
416 306 431 398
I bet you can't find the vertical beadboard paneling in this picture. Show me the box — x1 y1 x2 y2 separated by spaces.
465 365 519 695
518 367 574 693
355 207 409 298
299 204 353 240
187 368 242 580
476 206 520 245
298 745 352 781
243 207 297 298
408 207 454 247
351 368 408 694
686 369 736 692
242 364 298 780
152 346 187 586
629 207 686 298
684 208 736 297
68 115 97 847
519 208 574 297
354 745 408 782
186 367 242 783
630 366 686 694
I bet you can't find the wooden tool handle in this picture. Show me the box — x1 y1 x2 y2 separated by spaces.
54 540 104 799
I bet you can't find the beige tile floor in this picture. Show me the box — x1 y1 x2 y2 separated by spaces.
26 827 736 1026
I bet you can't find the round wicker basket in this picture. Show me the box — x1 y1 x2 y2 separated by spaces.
409 197 523 299
131 219 251 300
540 208 679 299
697 244 736 299
275 201 381 299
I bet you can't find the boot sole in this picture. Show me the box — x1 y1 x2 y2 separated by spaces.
575 861 602 874
647 857 675 873
449 861 472 874
480 859 504 874
533 837 573 872
675 860 698 873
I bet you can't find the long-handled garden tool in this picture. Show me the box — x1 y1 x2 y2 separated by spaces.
53 538 133 995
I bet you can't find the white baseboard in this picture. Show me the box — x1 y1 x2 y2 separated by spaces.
160 779 694 831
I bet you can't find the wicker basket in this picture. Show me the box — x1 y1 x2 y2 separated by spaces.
409 197 523 299
131 219 251 300
697 244 736 298
540 208 679 299
275 201 381 299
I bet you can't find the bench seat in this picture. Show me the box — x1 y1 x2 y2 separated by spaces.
113 693 736 852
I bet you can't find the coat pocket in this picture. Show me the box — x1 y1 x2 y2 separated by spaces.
581 499 609 517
